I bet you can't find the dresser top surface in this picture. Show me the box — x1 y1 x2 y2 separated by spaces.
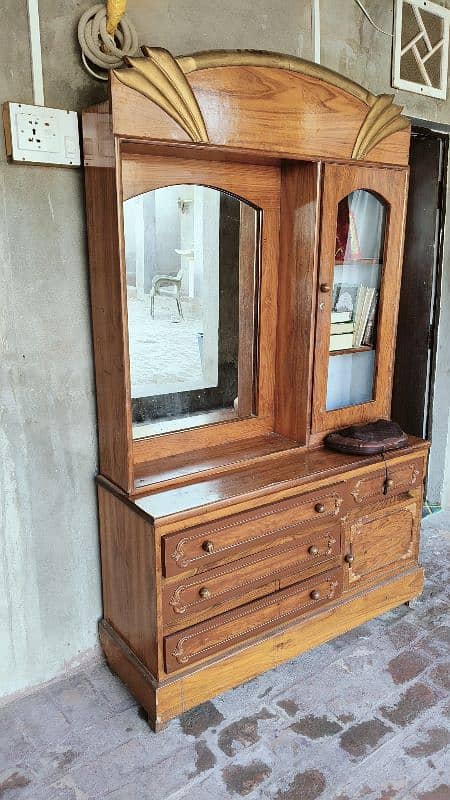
116 436 428 525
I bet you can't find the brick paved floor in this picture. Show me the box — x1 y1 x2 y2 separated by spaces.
1 513 449 800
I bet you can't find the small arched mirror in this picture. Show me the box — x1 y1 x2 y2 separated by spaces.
326 189 387 411
123 185 261 437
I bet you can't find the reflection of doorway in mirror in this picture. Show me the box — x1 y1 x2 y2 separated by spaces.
124 185 220 399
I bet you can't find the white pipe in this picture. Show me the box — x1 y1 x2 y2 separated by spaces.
27 0 44 105
311 0 321 65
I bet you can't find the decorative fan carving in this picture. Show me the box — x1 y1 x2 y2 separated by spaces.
113 46 209 142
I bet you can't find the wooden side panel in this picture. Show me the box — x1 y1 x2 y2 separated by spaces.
82 108 132 491
98 485 160 677
311 163 409 437
275 161 321 443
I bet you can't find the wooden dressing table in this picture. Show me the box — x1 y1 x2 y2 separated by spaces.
82 48 428 730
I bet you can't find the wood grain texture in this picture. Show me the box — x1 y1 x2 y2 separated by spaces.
133 433 300 493
162 527 341 631
133 438 428 528
110 61 410 166
82 112 133 491
161 485 345 578
98 485 160 677
100 568 424 728
164 567 342 672
275 161 321 443
312 163 409 436
343 492 422 590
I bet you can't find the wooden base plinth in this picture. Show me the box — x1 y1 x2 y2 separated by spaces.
99 567 424 731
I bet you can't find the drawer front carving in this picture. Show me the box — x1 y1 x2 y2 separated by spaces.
163 527 341 626
164 567 342 673
349 457 424 505
343 495 421 589
162 486 345 577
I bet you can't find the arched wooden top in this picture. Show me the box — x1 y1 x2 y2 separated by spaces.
110 47 410 166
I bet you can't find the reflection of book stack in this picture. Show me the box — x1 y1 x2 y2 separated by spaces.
352 287 378 347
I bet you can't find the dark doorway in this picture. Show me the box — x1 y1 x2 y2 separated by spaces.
391 128 448 442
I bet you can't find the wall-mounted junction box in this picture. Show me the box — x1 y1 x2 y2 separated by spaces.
2 102 80 167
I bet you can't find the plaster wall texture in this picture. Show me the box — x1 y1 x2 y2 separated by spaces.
2 0 450 698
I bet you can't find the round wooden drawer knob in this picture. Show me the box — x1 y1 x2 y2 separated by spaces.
310 589 321 601
199 587 211 599
315 502 325 513
308 545 319 556
202 540 214 554
344 553 354 564
385 478 394 489
320 283 332 293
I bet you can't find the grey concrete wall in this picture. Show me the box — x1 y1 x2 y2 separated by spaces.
2 0 450 697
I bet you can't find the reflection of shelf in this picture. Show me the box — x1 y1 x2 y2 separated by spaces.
329 345 374 357
334 258 383 266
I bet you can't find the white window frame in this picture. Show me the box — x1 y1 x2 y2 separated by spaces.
392 0 450 100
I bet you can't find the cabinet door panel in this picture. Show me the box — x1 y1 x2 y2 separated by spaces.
344 495 420 589
312 164 408 435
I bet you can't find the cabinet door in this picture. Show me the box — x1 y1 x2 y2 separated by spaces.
312 164 408 435
343 495 420 590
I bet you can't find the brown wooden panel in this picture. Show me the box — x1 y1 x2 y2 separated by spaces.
164 567 342 672
162 484 346 577
275 161 321 443
98 485 159 677
349 455 425 506
133 438 428 527
162 525 340 629
83 109 132 491
312 163 409 436
110 62 409 166
344 494 421 590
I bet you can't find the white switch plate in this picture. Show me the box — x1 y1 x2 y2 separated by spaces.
3 102 80 167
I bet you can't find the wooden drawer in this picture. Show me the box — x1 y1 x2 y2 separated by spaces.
162 525 341 628
162 485 345 577
349 457 424 506
343 494 421 590
164 567 342 673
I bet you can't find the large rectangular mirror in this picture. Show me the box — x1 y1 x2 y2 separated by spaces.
123 185 261 438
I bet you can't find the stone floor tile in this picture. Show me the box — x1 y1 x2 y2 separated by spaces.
47 671 113 728
86 661 137 715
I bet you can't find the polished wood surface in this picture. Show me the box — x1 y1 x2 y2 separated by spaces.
133 433 300 493
83 107 133 491
82 51 428 731
344 492 421 590
312 163 409 437
98 485 159 677
133 438 426 526
110 56 410 166
100 567 424 729
164 567 342 673
162 524 341 630
275 162 321 443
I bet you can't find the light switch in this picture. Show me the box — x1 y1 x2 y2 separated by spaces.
3 102 81 167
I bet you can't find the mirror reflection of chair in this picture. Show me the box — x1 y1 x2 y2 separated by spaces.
150 268 183 319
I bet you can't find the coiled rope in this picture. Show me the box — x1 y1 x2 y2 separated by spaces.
78 2 139 81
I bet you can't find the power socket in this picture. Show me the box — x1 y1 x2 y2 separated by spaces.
3 102 80 167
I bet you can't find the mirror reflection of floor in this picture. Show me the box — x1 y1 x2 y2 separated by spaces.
127 292 207 397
